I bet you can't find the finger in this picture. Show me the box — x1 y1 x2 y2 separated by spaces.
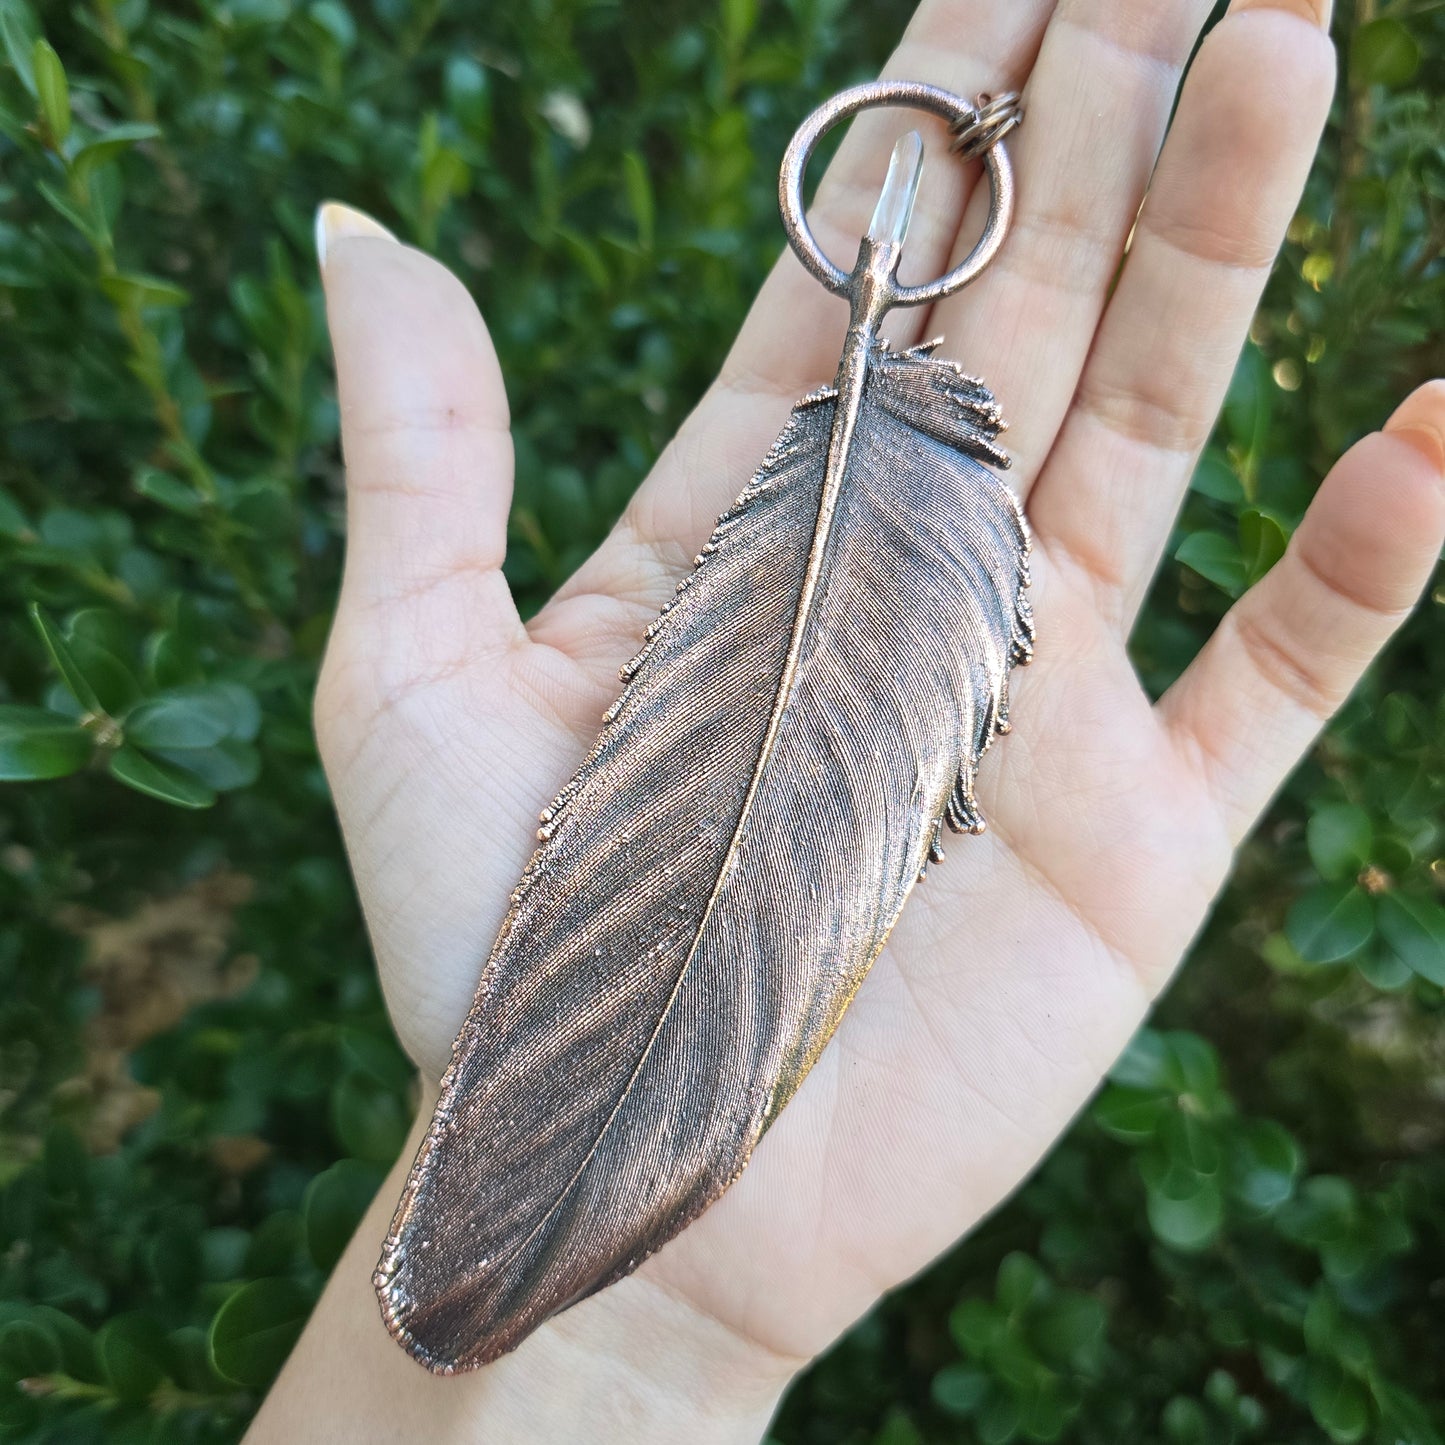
317 202 520 641
1026 0 1337 625
1159 384 1445 843
533 2 1058 646
926 0 1216 488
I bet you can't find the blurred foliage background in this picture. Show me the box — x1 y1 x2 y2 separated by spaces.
0 0 1442 1440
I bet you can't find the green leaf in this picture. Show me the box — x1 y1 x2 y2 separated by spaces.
227 0 289 22
215 681 262 741
1351 18 1421 88
1238 508 1288 584
243 1211 302 1278
443 54 489 132
0 5 37 96
1307 804 1372 881
108 746 216 808
1190 449 1244 505
950 1297 1003 1356
146 1227 202 1301
622 149 654 251
996 1252 1045 1313
126 685 240 750
1160 1110 1222 1177
931 1363 988 1417
1279 1175 1356 1248
1223 343 1271 455
1375 893 1445 985
989 1332 1046 1396
134 468 205 516
1203 1371 1238 1411
1307 1359 1370 1443
152 739 260 792
26 1307 96 1382
1261 929 1310 974
1165 1033 1221 1103
70 122 162 184
1093 1085 1169 1143
95 1314 165 1403
1145 1173 1223 1252
420 143 469 213
207 1279 311 1388
302 1159 384 1272
310 0 355 49
200 1227 249 1283
1231 1119 1301 1211
1176 530 1247 597
0 485 30 537
31 611 140 717
721 0 757 50
873 1409 925 1445
338 1027 412 1089
31 37 67 143
1375 1384 1445 1445
1032 1291 1105 1371
35 177 98 240
555 225 608 291
1162 1397 1209 1445
1303 1289 1371 1371
70 606 136 654
1018 1389 1069 1442
1114 1031 1221 1102
0 1319 58 1377
67 635 139 715
1374 835 1414 875
1357 943 1414 991
37 505 106 556
1108 1029 1173 1091
1286 883 1374 965
978 1389 1020 1445
29 603 105 715
100 272 191 309
330 1074 408 1164
0 705 91 780
147 627 201 689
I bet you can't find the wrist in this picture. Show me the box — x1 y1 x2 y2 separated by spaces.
249 1098 800 1444
509 1264 798 1443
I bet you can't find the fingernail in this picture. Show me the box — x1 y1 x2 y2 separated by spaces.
315 201 397 271
1385 382 1445 491
1389 423 1445 480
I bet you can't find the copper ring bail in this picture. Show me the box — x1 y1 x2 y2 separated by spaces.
779 80 1021 308
950 92 1023 164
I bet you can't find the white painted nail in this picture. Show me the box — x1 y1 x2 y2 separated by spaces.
314 201 397 271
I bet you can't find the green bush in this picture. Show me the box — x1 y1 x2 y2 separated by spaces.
0 0 1441 1441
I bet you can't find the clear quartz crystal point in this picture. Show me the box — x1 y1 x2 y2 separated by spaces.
867 130 925 247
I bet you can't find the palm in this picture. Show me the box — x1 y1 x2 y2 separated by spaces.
314 0 1445 1372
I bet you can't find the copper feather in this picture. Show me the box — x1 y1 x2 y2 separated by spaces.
374 333 1034 1372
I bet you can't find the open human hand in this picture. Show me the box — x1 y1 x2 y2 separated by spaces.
257 0 1445 1437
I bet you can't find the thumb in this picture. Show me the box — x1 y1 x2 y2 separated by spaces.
315 201 520 643
313 204 534 1071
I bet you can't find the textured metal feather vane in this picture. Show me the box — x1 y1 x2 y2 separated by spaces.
375 84 1034 1373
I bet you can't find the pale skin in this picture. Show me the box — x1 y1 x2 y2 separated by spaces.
248 0 1445 1438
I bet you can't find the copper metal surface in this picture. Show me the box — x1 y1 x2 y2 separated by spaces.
374 84 1034 1375
950 92 1023 163
779 81 1016 305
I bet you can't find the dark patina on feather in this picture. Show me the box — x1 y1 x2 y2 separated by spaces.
374 337 1032 1371
375 91 1033 1373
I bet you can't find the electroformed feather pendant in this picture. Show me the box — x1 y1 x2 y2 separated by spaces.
375 81 1035 1373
